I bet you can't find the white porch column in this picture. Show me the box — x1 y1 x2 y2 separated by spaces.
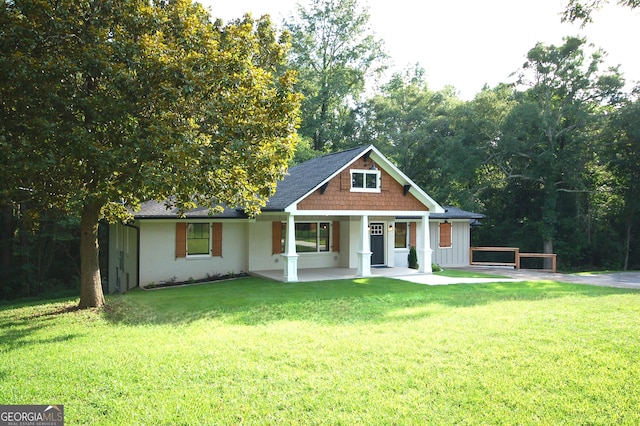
283 214 299 282
418 213 433 273
356 215 372 277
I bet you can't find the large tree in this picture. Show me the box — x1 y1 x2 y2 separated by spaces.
494 37 623 257
605 99 640 269
0 0 301 308
357 67 463 197
284 0 387 151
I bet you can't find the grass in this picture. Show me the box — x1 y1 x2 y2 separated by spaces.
435 269 509 279
1 277 640 425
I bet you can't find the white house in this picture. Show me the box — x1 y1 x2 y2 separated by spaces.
107 145 484 292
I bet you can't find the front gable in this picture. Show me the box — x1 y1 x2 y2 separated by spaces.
297 154 429 211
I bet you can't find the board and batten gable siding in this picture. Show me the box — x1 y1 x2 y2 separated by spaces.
138 220 247 286
296 156 429 212
430 220 471 267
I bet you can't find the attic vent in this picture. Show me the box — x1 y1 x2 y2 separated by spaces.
403 184 411 196
320 182 329 194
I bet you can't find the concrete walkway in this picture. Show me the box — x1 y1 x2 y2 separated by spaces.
253 266 640 290
436 267 640 290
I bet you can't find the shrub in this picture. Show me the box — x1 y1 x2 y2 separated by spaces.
408 246 418 269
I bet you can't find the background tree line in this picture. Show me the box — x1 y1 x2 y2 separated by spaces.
1 0 638 302
285 0 640 272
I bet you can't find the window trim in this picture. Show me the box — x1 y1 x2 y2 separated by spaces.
281 221 331 253
186 222 211 257
350 169 381 193
394 222 409 249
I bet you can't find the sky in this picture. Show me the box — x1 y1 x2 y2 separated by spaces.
199 0 639 100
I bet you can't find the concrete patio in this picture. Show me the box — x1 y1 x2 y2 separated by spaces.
252 266 423 282
251 266 522 285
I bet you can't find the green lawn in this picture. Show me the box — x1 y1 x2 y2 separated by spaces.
1 277 640 425
435 269 509 279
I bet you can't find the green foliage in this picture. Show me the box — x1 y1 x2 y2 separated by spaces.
0 0 301 307
562 0 640 25
602 99 640 269
285 0 387 151
290 136 324 166
492 37 623 254
408 246 418 269
2 278 640 424
0 205 82 301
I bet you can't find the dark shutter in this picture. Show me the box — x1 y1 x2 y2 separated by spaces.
212 223 223 256
439 222 452 248
272 221 282 254
175 223 187 258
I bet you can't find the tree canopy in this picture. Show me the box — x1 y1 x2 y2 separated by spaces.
493 37 623 256
0 0 301 307
563 0 640 25
284 0 387 152
3 0 640 304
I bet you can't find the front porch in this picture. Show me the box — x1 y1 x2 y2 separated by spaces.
252 266 424 282
275 213 433 282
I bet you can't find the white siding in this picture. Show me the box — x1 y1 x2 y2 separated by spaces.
250 217 345 271
138 220 247 286
247 220 281 271
431 220 471 267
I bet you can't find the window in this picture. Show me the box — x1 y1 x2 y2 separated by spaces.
394 222 408 248
351 170 380 192
280 222 330 253
370 223 383 235
187 223 210 255
439 222 452 248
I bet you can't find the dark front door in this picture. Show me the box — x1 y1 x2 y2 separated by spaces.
370 223 385 265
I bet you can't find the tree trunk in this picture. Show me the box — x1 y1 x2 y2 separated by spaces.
541 180 557 270
78 201 105 308
543 239 554 270
624 219 631 271
0 204 13 272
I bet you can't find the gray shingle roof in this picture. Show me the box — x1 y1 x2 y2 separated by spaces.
131 146 484 220
133 145 371 218
133 200 247 219
263 145 370 211
430 206 485 220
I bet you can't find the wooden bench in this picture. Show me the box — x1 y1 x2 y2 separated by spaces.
518 253 557 273
470 247 520 268
470 247 557 272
